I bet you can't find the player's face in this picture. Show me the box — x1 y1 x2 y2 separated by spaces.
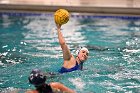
78 50 89 62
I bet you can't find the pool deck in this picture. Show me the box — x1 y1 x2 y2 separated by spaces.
0 0 140 16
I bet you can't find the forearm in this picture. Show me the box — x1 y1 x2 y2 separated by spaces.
57 28 66 46
56 25 71 60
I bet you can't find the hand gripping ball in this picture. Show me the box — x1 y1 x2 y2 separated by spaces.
54 9 69 25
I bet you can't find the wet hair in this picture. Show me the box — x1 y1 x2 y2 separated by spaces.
28 69 46 86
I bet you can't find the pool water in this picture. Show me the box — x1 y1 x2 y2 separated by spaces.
0 12 140 93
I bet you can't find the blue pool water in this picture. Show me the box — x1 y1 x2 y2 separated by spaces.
0 12 140 93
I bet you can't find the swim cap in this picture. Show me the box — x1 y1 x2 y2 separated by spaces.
76 47 89 55
28 69 46 86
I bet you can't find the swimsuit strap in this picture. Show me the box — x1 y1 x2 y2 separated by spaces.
59 61 81 73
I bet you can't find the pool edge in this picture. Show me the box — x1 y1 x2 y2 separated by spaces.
0 4 140 16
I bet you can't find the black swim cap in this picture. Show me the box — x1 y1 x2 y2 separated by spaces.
28 69 46 86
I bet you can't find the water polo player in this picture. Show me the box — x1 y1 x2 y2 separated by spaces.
26 69 75 93
56 24 89 73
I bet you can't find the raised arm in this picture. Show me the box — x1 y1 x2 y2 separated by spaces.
56 24 72 60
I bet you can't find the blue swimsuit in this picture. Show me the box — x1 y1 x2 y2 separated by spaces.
59 61 82 73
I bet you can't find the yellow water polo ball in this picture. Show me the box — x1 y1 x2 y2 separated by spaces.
54 9 70 25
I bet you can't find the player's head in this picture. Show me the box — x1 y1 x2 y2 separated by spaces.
76 47 89 62
28 69 46 87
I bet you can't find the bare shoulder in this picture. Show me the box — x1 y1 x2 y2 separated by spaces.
49 82 63 92
50 82 76 93
50 82 62 88
50 82 70 90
